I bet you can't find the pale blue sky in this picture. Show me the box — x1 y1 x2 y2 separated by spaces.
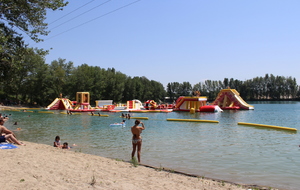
32 0 300 88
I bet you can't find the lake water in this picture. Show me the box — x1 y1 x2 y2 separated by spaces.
3 101 300 190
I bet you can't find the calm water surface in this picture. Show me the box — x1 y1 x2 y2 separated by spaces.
3 101 300 190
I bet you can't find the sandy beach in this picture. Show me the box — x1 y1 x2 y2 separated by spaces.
0 141 278 190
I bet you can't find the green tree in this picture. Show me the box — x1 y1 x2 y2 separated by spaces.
1 48 49 105
23 52 50 106
0 0 68 42
150 80 166 102
0 0 68 85
167 82 181 101
0 22 25 81
179 82 192 96
48 58 74 99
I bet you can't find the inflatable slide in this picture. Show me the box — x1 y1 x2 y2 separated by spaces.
212 89 254 110
46 98 73 110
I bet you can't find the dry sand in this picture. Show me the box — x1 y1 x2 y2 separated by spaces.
0 141 275 190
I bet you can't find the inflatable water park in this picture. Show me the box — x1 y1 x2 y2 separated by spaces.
46 89 254 113
47 92 96 112
95 99 172 113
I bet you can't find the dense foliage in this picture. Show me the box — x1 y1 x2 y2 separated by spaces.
167 74 299 102
0 0 68 92
0 54 168 106
0 50 299 107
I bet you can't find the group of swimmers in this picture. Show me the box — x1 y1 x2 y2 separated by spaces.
122 113 131 119
0 113 25 146
90 112 102 116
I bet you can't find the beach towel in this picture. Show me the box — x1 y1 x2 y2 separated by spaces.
0 143 18 149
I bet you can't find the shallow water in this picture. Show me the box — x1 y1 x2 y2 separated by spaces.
4 102 300 190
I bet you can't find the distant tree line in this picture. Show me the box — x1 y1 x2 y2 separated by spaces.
0 48 299 107
167 74 299 102
0 50 166 106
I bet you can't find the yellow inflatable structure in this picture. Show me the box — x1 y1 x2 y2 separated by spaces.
238 122 297 131
213 89 254 110
167 118 219 123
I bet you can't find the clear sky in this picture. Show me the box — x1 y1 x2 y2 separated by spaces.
31 0 300 88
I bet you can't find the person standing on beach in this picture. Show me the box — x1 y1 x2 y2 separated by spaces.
0 118 25 145
131 120 145 163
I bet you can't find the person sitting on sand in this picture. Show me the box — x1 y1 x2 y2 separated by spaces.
62 142 70 149
0 118 25 145
131 119 145 163
54 136 62 148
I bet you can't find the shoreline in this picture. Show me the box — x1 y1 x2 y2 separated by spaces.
0 106 280 189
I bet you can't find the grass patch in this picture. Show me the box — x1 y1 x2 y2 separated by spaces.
130 157 139 167
155 164 163 171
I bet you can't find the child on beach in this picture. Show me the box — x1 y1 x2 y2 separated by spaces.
54 136 76 149
53 136 62 148
62 142 70 149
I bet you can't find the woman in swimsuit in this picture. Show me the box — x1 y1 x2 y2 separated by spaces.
131 119 145 163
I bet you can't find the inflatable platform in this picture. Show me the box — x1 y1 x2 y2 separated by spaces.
47 92 96 112
173 96 222 112
212 89 254 110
